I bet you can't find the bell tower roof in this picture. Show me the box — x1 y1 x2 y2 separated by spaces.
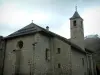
70 6 82 20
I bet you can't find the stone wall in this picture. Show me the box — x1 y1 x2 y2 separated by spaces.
71 48 87 75
3 34 35 75
0 36 5 75
52 37 71 75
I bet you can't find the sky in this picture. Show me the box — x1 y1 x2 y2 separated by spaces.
0 0 100 38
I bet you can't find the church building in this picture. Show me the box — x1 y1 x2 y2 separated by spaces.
0 9 95 75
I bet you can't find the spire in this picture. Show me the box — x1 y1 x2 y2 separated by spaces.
32 20 33 23
75 6 77 11
70 6 82 20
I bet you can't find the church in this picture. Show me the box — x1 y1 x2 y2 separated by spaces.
0 9 96 75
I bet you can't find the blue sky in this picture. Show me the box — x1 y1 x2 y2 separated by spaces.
0 0 100 38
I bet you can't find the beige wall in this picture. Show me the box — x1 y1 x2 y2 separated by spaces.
71 48 87 75
33 33 52 75
3 33 53 75
34 34 72 75
52 38 71 75
4 34 35 75
3 32 88 75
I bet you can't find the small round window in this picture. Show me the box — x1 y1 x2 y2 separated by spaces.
17 41 23 49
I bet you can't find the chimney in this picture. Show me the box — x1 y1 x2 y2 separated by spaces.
46 26 49 31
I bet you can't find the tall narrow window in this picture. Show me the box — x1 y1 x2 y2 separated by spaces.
45 48 50 61
57 48 61 54
45 49 48 60
58 63 61 68
73 20 76 26
82 58 84 66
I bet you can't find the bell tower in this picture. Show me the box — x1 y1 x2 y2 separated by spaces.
70 7 84 50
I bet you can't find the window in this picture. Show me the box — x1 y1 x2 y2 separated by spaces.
73 20 76 26
45 49 48 60
82 58 84 66
57 48 61 54
58 63 61 68
45 48 50 61
17 41 23 49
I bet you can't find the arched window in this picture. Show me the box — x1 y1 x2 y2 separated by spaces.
45 48 50 61
73 20 76 26
17 40 23 49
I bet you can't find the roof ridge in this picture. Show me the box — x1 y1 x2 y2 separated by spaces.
6 23 42 38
